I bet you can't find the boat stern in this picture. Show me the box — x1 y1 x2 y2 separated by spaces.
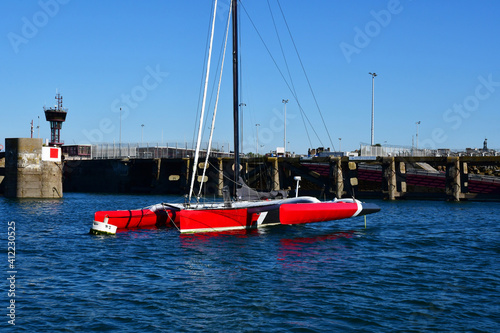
90 216 118 235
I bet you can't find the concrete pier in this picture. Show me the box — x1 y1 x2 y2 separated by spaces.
60 155 500 202
3 138 63 198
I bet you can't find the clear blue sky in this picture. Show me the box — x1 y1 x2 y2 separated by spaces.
1 0 499 154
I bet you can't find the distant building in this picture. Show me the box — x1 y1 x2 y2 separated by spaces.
308 147 329 157
483 138 488 152
437 149 451 156
62 145 91 159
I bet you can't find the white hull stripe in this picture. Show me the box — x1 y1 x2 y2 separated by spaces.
257 212 268 225
352 201 363 217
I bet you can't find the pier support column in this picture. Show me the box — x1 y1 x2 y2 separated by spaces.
446 157 461 201
461 161 469 195
270 157 279 191
398 161 407 196
333 157 344 198
154 158 161 181
341 159 358 198
382 157 397 200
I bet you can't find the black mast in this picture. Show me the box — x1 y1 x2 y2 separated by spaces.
232 0 240 197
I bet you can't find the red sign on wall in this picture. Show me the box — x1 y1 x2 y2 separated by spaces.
42 147 61 162
50 148 59 159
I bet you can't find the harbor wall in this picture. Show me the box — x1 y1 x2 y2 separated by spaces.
0 152 4 194
3 138 63 198
61 156 500 201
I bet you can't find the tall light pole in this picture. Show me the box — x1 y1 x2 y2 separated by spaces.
255 123 260 156
141 124 144 145
416 121 421 151
119 107 122 156
282 99 288 155
338 138 342 152
369 72 377 146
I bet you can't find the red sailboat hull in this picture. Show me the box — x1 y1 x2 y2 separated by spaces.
177 198 378 233
92 204 179 233
179 208 250 233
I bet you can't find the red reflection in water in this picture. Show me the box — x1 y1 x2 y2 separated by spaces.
277 230 356 270
180 228 260 246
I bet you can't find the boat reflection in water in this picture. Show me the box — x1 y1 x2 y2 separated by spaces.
178 228 362 271
277 231 359 270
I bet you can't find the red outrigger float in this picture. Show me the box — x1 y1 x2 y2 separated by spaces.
90 1 380 235
92 203 179 234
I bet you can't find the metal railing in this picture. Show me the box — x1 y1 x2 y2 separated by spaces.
359 143 499 157
90 142 232 159
359 144 434 157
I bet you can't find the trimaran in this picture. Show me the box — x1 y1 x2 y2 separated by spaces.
91 0 380 235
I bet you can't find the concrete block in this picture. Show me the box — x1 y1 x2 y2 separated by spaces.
4 138 62 198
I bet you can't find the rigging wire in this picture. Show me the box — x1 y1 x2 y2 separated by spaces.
266 0 313 149
275 0 336 150
267 0 296 107
203 16 231 144
189 0 219 202
192 0 216 150
239 2 323 148
197 0 232 199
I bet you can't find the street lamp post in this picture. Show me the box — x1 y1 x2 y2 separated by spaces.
338 138 342 152
416 121 421 151
141 124 144 145
282 99 288 155
369 72 377 146
119 108 122 156
256 123 260 156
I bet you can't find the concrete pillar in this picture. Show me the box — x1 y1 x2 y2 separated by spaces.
154 158 161 180
461 161 468 194
339 159 358 198
383 157 397 200
399 161 407 194
348 161 358 189
446 157 461 201
4 138 62 198
270 157 279 191
333 157 344 198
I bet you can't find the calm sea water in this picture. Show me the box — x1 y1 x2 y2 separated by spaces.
1 193 499 332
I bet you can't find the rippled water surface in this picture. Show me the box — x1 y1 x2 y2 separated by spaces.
1 193 499 332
